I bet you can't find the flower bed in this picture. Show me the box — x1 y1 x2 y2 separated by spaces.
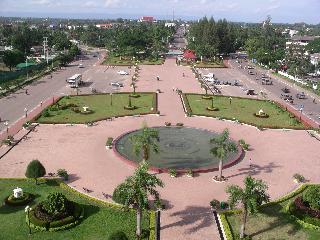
5 192 34 206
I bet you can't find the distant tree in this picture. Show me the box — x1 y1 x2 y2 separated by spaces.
226 176 269 239
306 38 320 53
3 50 25 71
25 159 46 184
52 32 71 51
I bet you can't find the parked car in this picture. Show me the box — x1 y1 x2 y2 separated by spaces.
262 79 273 85
110 82 124 87
117 70 129 75
248 70 255 75
78 64 84 68
247 65 254 69
281 87 290 93
281 93 293 100
296 92 306 99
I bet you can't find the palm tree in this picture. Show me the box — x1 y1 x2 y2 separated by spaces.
226 176 269 239
210 128 237 181
118 161 164 237
130 124 159 161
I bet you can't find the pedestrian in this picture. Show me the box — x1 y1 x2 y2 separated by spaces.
182 73 185 77
156 76 160 81
25 89 28 95
172 87 175 92
249 158 252 167
313 98 316 104
40 101 43 107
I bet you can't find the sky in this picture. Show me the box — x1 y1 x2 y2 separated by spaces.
0 0 319 24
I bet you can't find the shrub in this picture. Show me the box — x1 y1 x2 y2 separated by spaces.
106 137 113 147
238 139 250 151
176 122 184 127
57 169 69 181
71 107 80 113
112 183 128 205
220 201 229 209
168 169 177 177
49 216 75 228
2 135 14 146
25 159 46 184
302 186 320 210
210 199 220 209
108 231 128 240
186 169 193 177
42 192 69 217
23 121 31 129
293 173 305 183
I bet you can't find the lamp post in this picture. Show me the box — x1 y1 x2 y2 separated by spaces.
4 121 9 136
110 93 113 106
229 97 232 105
25 206 32 235
24 108 28 118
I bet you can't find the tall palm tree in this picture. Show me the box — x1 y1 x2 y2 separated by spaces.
226 176 269 239
130 124 159 161
210 128 237 181
118 161 164 237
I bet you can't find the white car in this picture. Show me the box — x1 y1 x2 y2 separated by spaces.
78 64 84 68
203 73 214 78
110 82 124 87
117 70 129 75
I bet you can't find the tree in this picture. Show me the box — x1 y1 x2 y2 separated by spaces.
210 129 237 181
25 159 46 184
3 50 25 71
226 176 269 239
130 124 159 161
115 161 164 237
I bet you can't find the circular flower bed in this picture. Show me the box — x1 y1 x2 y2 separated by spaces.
28 192 84 231
5 192 33 206
202 95 212 100
123 105 136 110
206 106 219 111
253 113 269 118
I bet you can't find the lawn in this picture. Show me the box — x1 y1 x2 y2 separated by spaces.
184 94 305 129
223 185 320 240
103 55 164 66
36 93 157 124
0 179 151 240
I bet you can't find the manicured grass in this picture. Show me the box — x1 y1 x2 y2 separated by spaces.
103 55 164 66
37 93 156 124
0 179 150 240
224 186 320 240
185 94 305 129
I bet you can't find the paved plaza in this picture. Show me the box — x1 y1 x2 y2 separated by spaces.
0 59 320 239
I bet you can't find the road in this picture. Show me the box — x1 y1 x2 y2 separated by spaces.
0 50 132 132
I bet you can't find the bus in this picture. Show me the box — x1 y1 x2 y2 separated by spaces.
67 74 82 88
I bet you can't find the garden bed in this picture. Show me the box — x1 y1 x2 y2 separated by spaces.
0 178 153 239
183 93 307 129
36 92 157 124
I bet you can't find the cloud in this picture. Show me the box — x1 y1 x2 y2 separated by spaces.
31 0 51 5
84 1 97 8
104 0 121 8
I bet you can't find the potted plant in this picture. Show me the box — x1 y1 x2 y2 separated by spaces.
2 135 14 146
57 169 69 181
106 137 114 149
176 123 184 127
238 139 250 151
186 169 193 178
165 122 171 127
293 173 305 183
168 169 177 178
23 121 31 130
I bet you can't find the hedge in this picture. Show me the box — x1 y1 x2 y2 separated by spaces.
4 192 33 206
149 211 156 240
219 212 234 240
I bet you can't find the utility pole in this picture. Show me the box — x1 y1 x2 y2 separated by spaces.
43 37 49 64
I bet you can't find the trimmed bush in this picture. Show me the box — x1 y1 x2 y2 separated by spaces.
57 169 69 181
293 173 305 183
106 137 113 147
108 231 129 240
25 159 46 184
210 199 220 210
302 186 320 210
49 216 75 228
168 169 177 177
42 192 69 217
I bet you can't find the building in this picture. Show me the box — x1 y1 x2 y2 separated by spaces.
286 35 319 48
165 22 176 27
139 16 156 23
311 53 320 66
96 23 113 29
183 50 196 61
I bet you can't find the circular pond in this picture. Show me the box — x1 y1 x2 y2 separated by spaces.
114 127 242 172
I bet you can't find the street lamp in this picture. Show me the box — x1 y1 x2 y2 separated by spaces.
110 93 113 106
229 97 232 105
25 206 32 235
24 108 28 118
4 121 9 135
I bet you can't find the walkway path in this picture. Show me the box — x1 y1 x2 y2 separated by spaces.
1 59 320 240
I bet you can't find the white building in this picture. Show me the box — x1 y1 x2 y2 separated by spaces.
286 35 319 49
